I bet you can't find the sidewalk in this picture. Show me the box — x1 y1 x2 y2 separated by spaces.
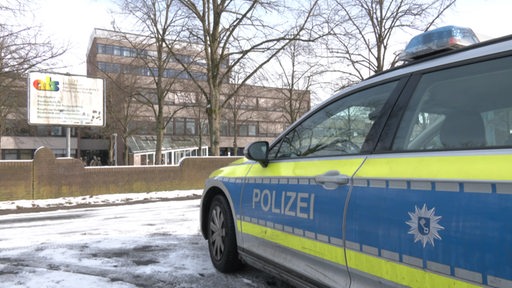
0 190 202 215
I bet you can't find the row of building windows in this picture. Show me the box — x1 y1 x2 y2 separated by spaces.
97 62 208 81
3 119 108 140
130 118 280 138
2 149 36 160
3 121 83 138
223 94 309 113
130 89 298 113
96 43 200 66
3 115 279 139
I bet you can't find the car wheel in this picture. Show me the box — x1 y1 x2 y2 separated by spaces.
207 194 242 272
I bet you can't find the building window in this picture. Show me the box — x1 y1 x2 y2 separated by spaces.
97 62 121 73
98 62 106 71
97 44 106 54
248 124 257 136
186 119 196 135
165 122 173 135
175 118 185 135
113 46 121 56
221 120 230 136
174 118 196 135
165 69 182 78
2 149 35 160
105 45 113 55
97 44 136 58
50 127 62 136
200 119 209 135
175 54 192 64
239 123 257 136
123 47 135 57
191 71 207 81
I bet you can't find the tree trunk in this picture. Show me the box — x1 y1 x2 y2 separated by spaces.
232 121 238 156
0 124 4 160
155 102 164 164
208 88 221 156
155 122 164 165
233 138 238 156
209 108 221 156
122 135 130 165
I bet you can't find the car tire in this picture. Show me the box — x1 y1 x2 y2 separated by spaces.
207 194 243 273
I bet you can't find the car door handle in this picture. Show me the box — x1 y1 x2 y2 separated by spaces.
315 170 349 190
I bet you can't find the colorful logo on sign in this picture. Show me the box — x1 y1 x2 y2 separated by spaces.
406 204 444 247
33 76 60 92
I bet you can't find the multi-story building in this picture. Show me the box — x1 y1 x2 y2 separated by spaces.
86 28 311 165
0 28 310 165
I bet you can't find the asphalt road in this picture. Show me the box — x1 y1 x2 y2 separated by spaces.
0 199 293 288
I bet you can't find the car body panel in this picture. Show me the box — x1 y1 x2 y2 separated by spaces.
346 151 512 287
238 157 366 287
200 32 512 288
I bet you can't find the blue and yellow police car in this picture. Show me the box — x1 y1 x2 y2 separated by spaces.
200 26 512 288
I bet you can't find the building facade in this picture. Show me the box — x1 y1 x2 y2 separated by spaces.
85 28 310 165
0 28 310 165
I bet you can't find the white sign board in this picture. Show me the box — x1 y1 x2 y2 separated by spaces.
28 72 105 126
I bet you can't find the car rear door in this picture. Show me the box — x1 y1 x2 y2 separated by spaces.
347 54 512 287
237 80 404 287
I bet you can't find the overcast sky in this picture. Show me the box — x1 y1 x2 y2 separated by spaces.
29 0 512 75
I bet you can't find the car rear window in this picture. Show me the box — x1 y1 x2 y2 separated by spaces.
392 55 512 151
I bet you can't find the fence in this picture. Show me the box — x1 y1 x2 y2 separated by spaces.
0 146 241 201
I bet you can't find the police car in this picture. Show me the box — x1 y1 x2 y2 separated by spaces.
200 26 512 288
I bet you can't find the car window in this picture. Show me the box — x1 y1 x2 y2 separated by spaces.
269 81 398 159
392 56 512 151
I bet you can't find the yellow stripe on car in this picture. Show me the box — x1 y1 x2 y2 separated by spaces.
241 220 481 288
246 158 366 177
358 154 512 181
240 220 348 266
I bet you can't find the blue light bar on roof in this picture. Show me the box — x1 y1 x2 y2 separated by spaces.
399 25 479 61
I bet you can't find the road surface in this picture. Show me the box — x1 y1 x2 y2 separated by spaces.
0 199 293 288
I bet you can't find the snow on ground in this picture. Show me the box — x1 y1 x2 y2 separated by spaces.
0 189 203 212
0 191 291 287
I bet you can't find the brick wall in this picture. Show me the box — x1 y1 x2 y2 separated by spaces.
0 147 241 201
0 160 32 201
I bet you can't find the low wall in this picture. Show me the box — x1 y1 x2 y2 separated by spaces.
0 160 33 201
0 147 241 201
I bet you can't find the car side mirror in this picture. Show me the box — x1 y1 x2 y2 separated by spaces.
244 141 269 168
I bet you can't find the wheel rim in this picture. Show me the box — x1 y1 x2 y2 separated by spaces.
210 205 226 261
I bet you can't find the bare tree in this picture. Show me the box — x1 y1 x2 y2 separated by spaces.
116 0 193 164
0 1 66 77
104 72 146 165
167 0 321 155
266 40 317 125
0 1 66 158
325 0 456 84
177 89 208 156
223 84 258 156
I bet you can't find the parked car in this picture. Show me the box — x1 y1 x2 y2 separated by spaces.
200 26 512 288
